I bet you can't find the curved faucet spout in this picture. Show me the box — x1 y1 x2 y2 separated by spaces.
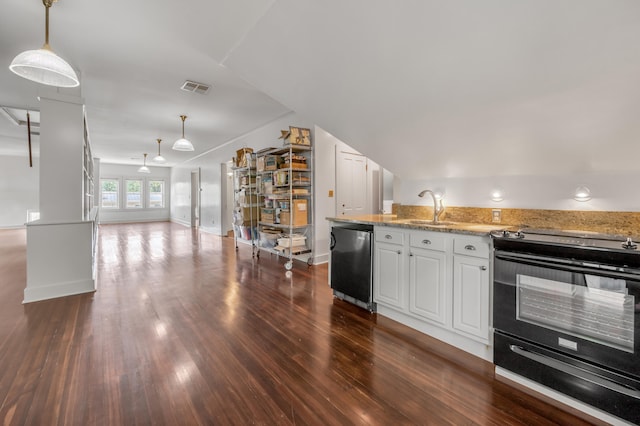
418 190 445 223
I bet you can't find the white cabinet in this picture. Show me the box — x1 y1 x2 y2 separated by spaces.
408 232 448 326
452 252 489 340
373 226 492 360
374 230 405 309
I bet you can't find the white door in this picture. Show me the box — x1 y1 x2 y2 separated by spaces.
221 161 234 236
336 150 367 216
191 169 200 228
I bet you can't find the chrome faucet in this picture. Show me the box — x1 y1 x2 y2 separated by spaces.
418 190 445 223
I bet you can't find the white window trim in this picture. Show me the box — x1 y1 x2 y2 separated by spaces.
148 179 165 209
100 177 120 209
124 178 145 209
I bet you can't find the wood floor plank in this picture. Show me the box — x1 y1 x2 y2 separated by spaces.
0 223 605 425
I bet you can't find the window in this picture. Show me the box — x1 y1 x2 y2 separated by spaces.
149 180 165 208
100 178 119 209
125 179 143 208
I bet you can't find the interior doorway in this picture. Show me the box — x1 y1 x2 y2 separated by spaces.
190 169 200 228
221 161 235 237
335 150 367 216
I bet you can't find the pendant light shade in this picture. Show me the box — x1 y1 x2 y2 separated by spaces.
153 138 166 163
172 115 194 151
9 0 79 88
138 153 150 173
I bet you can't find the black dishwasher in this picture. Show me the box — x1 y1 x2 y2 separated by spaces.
330 224 375 312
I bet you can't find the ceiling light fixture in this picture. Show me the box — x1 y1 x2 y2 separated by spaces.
138 153 150 174
172 115 194 151
9 0 79 88
153 138 166 163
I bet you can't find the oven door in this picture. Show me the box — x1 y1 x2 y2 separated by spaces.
494 250 640 379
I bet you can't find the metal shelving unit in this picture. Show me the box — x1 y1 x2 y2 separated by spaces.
256 143 313 270
231 154 260 254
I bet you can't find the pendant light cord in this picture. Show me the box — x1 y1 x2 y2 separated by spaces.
157 139 162 156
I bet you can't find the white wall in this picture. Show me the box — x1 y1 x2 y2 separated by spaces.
0 154 39 228
171 112 315 235
397 173 640 213
313 126 381 264
99 163 171 223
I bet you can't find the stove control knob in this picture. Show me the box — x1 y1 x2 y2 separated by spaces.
502 230 510 238
622 237 638 250
514 230 525 239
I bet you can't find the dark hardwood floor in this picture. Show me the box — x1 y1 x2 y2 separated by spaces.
0 222 603 425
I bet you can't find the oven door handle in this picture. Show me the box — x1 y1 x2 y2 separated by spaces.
509 345 640 400
495 251 640 278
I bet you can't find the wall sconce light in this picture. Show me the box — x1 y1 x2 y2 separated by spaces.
491 189 504 202
574 186 591 202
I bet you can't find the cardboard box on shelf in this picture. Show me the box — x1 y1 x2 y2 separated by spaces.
277 235 307 248
261 208 275 224
280 199 308 226
238 194 263 205
234 206 260 225
278 127 311 146
235 148 254 167
240 176 256 186
264 155 282 171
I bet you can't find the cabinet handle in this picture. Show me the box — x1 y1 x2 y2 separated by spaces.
481 266 487 271
385 234 392 239
465 244 476 251
409 253 413 257
397 250 402 255
422 239 431 245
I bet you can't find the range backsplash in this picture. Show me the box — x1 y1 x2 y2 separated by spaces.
393 204 640 237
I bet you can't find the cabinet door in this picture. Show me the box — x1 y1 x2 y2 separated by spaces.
452 255 489 342
409 248 447 325
374 242 405 309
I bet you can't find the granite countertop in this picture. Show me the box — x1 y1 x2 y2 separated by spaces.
327 214 513 236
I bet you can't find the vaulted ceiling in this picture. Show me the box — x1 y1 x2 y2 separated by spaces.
1 0 639 179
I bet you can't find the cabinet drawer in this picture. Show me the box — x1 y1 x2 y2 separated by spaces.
375 229 404 245
454 237 489 258
409 231 446 252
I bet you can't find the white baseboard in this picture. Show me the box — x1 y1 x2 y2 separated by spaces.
23 278 96 304
311 252 329 265
170 218 191 227
377 304 493 362
99 218 169 224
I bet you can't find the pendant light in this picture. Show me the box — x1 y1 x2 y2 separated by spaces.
172 115 194 151
9 0 79 88
153 138 166 163
138 153 150 174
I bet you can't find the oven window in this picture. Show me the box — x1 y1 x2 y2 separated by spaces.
516 274 635 352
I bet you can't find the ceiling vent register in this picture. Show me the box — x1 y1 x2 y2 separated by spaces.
180 80 211 95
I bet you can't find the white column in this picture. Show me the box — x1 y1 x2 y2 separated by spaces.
38 93 85 222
